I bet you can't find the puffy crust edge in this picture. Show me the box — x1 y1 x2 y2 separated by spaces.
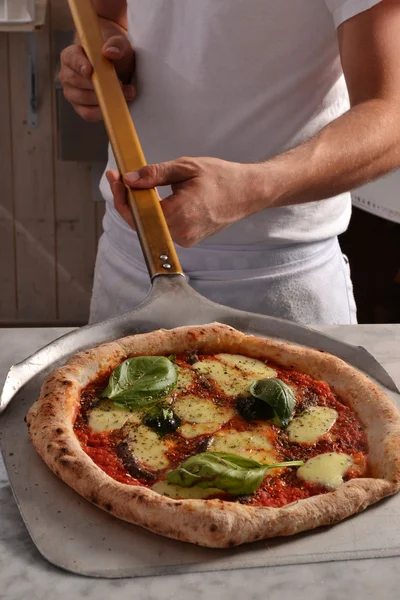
26 323 400 548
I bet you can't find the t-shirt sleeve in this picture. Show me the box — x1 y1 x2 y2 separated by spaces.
324 0 383 28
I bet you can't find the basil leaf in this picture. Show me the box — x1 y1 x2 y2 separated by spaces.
142 405 182 437
102 356 178 409
250 378 296 427
166 452 303 496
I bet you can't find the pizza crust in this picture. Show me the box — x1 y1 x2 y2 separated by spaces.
26 323 400 548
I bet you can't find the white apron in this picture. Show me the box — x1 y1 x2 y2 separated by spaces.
89 205 357 325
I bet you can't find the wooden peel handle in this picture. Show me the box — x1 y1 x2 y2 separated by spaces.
67 0 183 279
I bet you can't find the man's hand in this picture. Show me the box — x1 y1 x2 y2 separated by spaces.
107 1 400 249
59 32 135 122
107 158 265 247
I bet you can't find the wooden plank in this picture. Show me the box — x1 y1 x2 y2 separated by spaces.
9 23 57 321
49 0 72 28
53 159 97 323
0 33 17 319
51 0 98 324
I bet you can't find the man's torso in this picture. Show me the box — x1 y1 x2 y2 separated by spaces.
101 0 352 246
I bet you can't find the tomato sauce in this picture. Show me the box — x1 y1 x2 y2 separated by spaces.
242 470 326 508
75 415 143 487
73 354 368 507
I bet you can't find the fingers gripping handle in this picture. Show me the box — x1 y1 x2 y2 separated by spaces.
67 0 183 279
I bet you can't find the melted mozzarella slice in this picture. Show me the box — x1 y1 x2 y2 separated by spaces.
209 426 277 464
297 453 353 490
216 354 276 379
174 395 235 439
178 422 224 439
88 400 142 433
124 424 171 470
152 481 221 499
174 395 217 423
193 356 274 397
192 360 247 396
175 366 195 393
287 407 338 444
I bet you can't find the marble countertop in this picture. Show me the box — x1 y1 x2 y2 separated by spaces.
1 325 400 599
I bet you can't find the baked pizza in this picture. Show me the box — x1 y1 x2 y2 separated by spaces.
26 323 400 548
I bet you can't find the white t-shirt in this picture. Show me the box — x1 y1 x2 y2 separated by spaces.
100 0 382 246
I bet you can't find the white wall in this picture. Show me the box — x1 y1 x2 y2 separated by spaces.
352 170 400 224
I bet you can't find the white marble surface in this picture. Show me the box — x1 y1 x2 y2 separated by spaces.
1 326 400 599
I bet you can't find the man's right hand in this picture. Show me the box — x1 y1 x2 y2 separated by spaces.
59 34 136 122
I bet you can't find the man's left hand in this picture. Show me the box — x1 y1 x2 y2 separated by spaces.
106 157 266 247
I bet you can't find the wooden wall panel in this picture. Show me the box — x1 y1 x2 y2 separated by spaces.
0 34 17 320
50 0 98 323
8 23 57 322
53 159 97 323
0 1 106 325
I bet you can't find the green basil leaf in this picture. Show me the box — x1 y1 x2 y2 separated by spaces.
142 405 182 437
102 356 178 409
166 452 303 496
250 378 296 427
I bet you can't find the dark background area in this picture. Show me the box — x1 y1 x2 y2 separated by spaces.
340 207 400 324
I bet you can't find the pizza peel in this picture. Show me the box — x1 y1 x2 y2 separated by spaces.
1 0 400 578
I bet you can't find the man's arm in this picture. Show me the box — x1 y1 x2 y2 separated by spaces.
115 0 400 247
258 0 400 209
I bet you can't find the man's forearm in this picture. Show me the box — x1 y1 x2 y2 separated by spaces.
261 99 400 210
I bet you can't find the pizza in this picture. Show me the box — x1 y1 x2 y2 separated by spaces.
26 323 400 548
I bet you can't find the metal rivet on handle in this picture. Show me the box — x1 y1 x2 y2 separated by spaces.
160 255 169 261
162 263 172 270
